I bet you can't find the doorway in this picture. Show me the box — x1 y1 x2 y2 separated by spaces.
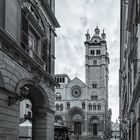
93 124 97 136
74 122 82 135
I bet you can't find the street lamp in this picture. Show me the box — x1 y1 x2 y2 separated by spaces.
8 86 29 106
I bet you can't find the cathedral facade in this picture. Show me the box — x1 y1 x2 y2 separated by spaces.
55 27 112 138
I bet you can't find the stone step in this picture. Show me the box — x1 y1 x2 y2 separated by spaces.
70 135 102 140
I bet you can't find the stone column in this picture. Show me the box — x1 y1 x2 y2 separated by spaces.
32 107 54 140
84 117 88 136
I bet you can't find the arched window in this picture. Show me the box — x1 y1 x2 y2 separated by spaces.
90 50 94 55
93 104 96 110
67 102 70 109
82 102 85 109
89 103 92 110
91 95 98 100
96 50 100 55
92 82 97 88
97 103 101 110
63 77 65 83
56 104 59 111
57 77 59 83
60 104 63 111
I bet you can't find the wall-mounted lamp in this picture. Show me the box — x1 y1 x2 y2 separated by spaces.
8 86 29 106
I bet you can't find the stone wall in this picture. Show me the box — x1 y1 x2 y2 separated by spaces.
0 49 55 139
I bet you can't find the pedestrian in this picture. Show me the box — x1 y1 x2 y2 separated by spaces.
65 133 69 140
76 133 79 140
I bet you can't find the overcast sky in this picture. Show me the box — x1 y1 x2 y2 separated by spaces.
55 0 120 122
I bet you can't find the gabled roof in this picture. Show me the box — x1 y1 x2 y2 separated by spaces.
67 77 86 87
89 35 102 45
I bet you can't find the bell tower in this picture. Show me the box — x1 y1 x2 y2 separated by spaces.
84 26 109 126
85 26 109 88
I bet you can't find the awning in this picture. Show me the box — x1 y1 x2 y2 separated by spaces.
20 120 32 127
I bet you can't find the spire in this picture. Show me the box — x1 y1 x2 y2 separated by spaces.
101 28 106 40
87 29 89 34
94 26 100 36
85 29 90 41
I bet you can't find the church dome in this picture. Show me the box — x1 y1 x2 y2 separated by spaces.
94 26 100 35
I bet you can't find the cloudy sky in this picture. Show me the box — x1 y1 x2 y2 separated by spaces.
55 0 120 122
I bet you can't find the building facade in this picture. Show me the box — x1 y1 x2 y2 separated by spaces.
55 27 112 138
120 0 140 140
0 0 59 139
111 120 120 140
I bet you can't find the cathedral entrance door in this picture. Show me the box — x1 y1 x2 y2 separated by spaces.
74 122 81 135
93 124 97 136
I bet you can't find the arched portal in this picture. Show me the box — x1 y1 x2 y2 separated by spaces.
16 79 51 140
66 107 85 135
89 116 100 136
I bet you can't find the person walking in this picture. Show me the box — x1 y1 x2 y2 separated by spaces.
76 133 79 140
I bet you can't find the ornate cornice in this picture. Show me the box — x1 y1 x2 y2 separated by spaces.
40 0 60 28
0 28 59 87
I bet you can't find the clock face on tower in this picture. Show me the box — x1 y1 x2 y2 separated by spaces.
71 86 81 98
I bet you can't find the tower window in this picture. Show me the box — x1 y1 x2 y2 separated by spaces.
96 50 100 55
91 95 98 100
93 60 97 65
92 82 97 88
63 77 65 83
82 102 85 109
90 50 94 55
